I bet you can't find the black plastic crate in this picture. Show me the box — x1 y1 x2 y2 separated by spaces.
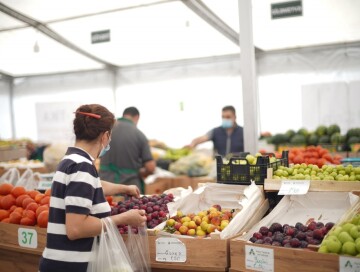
216 151 289 185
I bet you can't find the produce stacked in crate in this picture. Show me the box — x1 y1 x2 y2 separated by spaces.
216 151 289 185
155 182 268 239
272 163 360 181
110 193 174 234
0 183 49 227
319 199 360 256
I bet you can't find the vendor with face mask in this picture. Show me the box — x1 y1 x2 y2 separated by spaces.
188 105 244 156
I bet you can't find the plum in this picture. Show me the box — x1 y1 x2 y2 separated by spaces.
325 222 335 230
290 238 301 248
269 223 283 233
255 239 264 244
249 237 257 243
259 226 269 236
253 232 263 240
316 222 324 229
295 232 306 241
272 241 282 247
263 237 273 244
300 241 308 248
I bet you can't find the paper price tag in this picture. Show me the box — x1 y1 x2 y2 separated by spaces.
339 256 360 272
245 245 274 272
18 228 38 249
278 180 310 195
156 237 186 262
37 181 52 191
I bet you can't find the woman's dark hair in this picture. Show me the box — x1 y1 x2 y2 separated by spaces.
73 104 115 141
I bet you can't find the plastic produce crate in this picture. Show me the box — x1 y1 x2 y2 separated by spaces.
341 157 360 167
216 151 289 185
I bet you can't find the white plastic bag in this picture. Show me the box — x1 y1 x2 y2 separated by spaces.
16 168 41 190
127 226 151 272
87 217 134 272
0 168 20 185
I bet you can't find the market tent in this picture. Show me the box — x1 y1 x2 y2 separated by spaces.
1 0 360 148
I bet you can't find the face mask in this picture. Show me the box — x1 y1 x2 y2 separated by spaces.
99 143 110 158
222 118 233 129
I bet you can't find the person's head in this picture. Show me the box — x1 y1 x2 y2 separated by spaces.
221 105 236 129
73 104 115 158
123 106 140 125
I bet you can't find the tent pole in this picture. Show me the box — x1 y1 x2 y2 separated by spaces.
111 68 118 115
238 0 259 154
9 78 16 139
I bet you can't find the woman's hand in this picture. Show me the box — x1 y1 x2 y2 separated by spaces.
125 185 140 198
112 209 146 227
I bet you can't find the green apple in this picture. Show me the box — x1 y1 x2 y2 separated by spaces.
286 168 294 175
342 241 357 256
350 225 360 239
351 214 360 225
318 246 328 253
356 238 360 252
326 235 342 253
329 226 343 236
338 231 355 244
342 223 355 233
246 154 256 165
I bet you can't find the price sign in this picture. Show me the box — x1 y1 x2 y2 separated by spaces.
339 256 360 272
245 245 274 272
278 180 310 195
156 237 186 262
18 228 38 249
37 181 52 191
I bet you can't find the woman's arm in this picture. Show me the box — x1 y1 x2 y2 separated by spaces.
101 180 140 197
66 209 146 240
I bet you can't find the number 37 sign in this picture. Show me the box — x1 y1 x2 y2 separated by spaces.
18 228 38 249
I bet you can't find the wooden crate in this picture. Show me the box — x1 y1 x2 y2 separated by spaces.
265 168 360 192
148 199 269 271
230 239 339 272
171 176 193 190
0 223 47 272
145 177 173 195
191 177 216 190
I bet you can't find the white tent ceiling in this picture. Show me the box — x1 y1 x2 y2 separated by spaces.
1 0 360 77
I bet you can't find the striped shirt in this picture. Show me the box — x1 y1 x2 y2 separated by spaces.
39 147 111 272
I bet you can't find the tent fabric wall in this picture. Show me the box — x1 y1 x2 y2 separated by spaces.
3 43 360 146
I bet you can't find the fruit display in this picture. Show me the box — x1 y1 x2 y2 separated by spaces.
169 153 213 177
0 183 49 228
162 205 235 237
318 213 360 256
288 146 342 166
249 221 334 248
272 163 360 181
217 151 288 184
163 147 191 161
111 194 174 234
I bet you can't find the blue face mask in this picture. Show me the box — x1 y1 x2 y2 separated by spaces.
99 143 110 158
222 118 233 129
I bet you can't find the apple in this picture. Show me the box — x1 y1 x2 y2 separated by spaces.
196 228 206 236
342 241 357 256
351 214 360 225
181 216 191 223
355 238 360 252
200 221 208 232
187 229 196 236
342 223 355 233
211 216 221 226
193 216 202 226
174 222 182 231
206 224 216 234
202 216 210 223
338 231 354 244
220 220 229 230
166 219 175 227
350 225 360 239
179 225 188 235
188 221 197 230
325 235 342 253
177 210 183 217
318 246 328 253
329 226 343 236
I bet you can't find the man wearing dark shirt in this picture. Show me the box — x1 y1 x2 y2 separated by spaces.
189 106 244 156
99 107 156 193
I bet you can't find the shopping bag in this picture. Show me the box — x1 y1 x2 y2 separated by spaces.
0 168 20 185
87 217 134 272
16 168 41 190
127 226 151 272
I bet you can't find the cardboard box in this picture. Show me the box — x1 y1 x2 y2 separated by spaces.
145 177 173 195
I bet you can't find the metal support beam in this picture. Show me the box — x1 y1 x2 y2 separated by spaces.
0 2 117 69
111 68 118 115
238 0 259 154
9 78 16 139
182 0 262 52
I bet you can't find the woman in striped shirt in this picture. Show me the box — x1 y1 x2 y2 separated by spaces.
39 104 146 272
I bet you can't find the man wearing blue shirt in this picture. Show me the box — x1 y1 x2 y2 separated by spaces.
189 106 244 156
